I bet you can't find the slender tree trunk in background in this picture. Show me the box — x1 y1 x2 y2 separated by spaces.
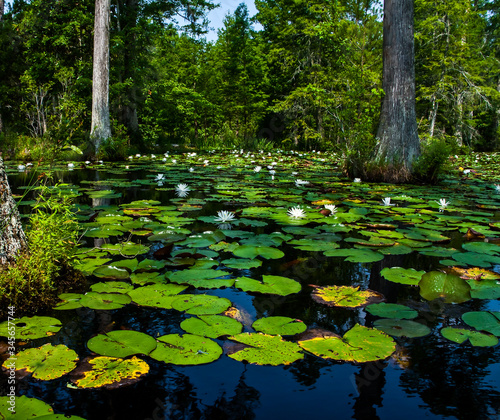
372 0 420 182
91 0 112 155
0 156 28 266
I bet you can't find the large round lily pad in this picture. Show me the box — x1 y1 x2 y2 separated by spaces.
71 356 149 389
252 316 307 335
365 303 418 319
227 333 304 366
87 330 158 358
235 275 301 296
91 281 134 294
0 316 62 340
373 319 431 338
92 265 131 280
311 285 384 308
462 311 500 336
180 315 242 338
171 294 232 314
323 248 384 263
0 395 86 419
418 271 471 303
150 334 222 365
298 324 396 362
232 245 284 260
79 292 132 310
441 327 498 347
167 269 233 288
9 343 79 380
380 267 425 285
128 283 188 308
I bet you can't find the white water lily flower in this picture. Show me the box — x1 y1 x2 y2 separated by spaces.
172 159 177 164
254 166 262 172
437 198 450 209
189 167 194 172
495 184 500 192
136 154 141 158
382 197 394 206
175 183 191 198
17 164 25 171
155 174 165 182
295 179 309 187
324 204 337 214
287 206 306 218
214 210 236 223
353 178 361 183
68 163 74 169
269 170 276 175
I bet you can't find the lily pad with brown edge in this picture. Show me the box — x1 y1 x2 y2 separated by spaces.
180 315 243 338
91 282 134 294
0 316 62 340
171 294 232 315
54 293 84 310
234 275 301 296
323 248 384 263
79 292 132 310
311 285 384 308
441 327 498 347
418 271 471 304
87 330 157 358
252 316 307 336
297 324 396 363
128 283 188 309
380 267 426 285
373 319 431 338
6 344 78 381
232 245 285 260
365 303 418 320
167 269 234 288
71 356 149 389
149 334 222 365
0 395 87 420
462 311 500 336
227 333 304 366
449 266 500 281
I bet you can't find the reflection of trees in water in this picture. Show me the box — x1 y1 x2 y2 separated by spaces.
399 337 500 419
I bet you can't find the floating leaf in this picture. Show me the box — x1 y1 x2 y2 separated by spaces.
8 344 78 380
298 324 396 362
461 242 500 255
171 294 231 314
73 257 112 275
79 292 131 310
252 316 307 335
87 330 157 358
54 293 83 310
150 334 222 365
128 284 188 309
180 315 242 338
167 269 233 288
373 319 431 338
227 333 303 366
72 356 149 389
100 242 149 256
365 303 418 319
92 265 130 280
323 248 384 263
91 281 134 294
441 327 498 347
235 275 301 296
418 271 471 303
380 267 425 285
232 245 284 260
221 258 263 269
0 316 62 340
311 285 384 308
462 311 500 336
452 251 500 268
0 395 86 420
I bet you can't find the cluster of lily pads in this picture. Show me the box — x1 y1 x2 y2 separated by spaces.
2 149 500 414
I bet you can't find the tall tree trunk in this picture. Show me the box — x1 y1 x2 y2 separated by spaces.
91 0 112 155
372 0 420 182
0 156 28 266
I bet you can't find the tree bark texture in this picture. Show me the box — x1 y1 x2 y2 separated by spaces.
374 0 420 180
0 156 28 266
91 0 112 154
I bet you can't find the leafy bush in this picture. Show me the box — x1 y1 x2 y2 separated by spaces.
0 184 84 316
412 137 453 183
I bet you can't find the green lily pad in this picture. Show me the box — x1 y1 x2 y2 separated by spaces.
171 294 232 314
323 248 384 263
54 293 84 310
167 269 233 288
232 245 285 260
73 257 113 275
150 334 222 365
0 395 86 420
418 271 471 303
461 242 500 255
110 258 139 272
0 316 62 340
90 282 134 294
87 330 157 358
79 292 132 310
180 315 242 338
235 275 301 296
373 319 431 338
462 311 500 336
221 258 263 269
92 265 131 280
252 316 307 335
380 267 425 285
227 333 304 366
136 259 167 271
311 285 384 308
71 356 149 389
298 324 396 362
365 303 418 319
452 251 500 268
100 242 149 256
441 327 499 347
8 344 78 380
128 284 188 308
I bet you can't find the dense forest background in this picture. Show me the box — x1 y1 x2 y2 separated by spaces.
0 0 499 161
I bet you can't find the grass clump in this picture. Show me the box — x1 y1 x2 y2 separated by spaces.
0 184 85 317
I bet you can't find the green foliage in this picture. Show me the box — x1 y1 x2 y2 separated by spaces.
0 184 83 316
412 137 453 183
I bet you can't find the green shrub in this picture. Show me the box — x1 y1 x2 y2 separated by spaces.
412 137 453 183
0 184 84 316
